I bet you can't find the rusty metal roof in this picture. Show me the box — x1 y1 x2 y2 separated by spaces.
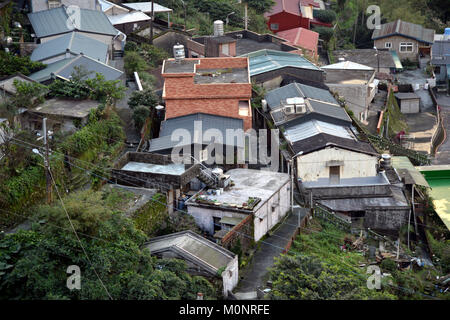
372 20 435 44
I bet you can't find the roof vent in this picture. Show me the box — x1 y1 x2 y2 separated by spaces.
214 20 224 36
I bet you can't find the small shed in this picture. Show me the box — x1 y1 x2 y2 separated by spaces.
395 92 420 114
143 230 238 297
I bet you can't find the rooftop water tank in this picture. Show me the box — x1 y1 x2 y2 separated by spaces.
173 43 185 62
214 20 224 37
444 28 450 41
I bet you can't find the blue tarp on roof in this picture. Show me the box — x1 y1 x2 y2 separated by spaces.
241 49 321 77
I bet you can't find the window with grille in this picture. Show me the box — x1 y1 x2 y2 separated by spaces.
385 42 392 48
399 42 414 52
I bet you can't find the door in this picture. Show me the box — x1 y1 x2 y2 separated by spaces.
329 166 340 185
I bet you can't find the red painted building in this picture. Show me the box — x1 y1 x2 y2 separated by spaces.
265 0 332 33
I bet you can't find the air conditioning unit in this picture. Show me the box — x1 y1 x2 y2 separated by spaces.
284 106 295 114
295 104 306 114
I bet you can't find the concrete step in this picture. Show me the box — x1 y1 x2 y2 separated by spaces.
233 291 258 300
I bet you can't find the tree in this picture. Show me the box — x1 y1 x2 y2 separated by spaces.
128 88 159 110
245 0 275 14
124 51 149 77
0 190 217 300
313 10 336 24
132 105 151 131
0 52 46 77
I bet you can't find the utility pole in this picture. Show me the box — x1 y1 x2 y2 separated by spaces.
244 2 248 30
150 0 154 44
43 118 52 204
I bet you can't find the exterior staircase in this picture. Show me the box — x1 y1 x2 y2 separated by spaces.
197 168 221 189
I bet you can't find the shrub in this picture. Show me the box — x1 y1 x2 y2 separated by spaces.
313 9 336 24
0 51 46 77
132 105 151 131
128 88 159 110
124 51 149 77
313 26 334 42
381 258 398 272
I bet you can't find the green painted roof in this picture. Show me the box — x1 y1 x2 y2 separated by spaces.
390 51 403 70
241 49 321 77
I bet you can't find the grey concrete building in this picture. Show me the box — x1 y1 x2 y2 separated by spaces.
395 92 420 114
143 230 238 297
186 169 290 242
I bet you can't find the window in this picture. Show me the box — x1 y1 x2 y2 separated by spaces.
399 42 414 53
270 23 279 31
239 100 249 116
385 42 392 49
48 0 62 9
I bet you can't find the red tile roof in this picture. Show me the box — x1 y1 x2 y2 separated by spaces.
276 27 319 53
266 0 301 17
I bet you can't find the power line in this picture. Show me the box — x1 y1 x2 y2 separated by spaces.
48 167 114 300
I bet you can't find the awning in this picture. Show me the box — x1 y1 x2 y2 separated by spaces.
391 156 430 187
390 51 403 70
219 216 244 226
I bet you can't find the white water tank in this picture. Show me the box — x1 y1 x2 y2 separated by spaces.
214 20 224 36
173 43 185 62
261 99 268 112
212 167 223 176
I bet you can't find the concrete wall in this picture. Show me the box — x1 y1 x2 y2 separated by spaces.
374 36 423 62
187 181 290 242
297 147 378 182
31 0 101 12
364 208 409 233
327 84 368 119
251 67 324 90
222 255 239 297
399 98 420 113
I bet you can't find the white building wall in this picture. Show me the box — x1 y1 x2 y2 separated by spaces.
222 255 239 297
186 206 247 236
31 0 101 12
297 147 378 182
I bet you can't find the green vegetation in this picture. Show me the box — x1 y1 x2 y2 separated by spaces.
0 52 46 77
48 67 125 107
384 89 408 138
269 219 396 299
0 189 217 300
133 193 168 237
313 9 337 24
269 218 448 300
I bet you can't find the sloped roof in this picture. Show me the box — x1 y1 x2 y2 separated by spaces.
143 230 235 274
322 61 374 71
292 132 378 156
333 49 396 69
30 98 99 118
28 6 118 38
29 55 123 82
391 156 429 187
242 49 321 77
149 113 244 153
372 20 435 44
265 82 337 110
276 27 319 53
0 73 38 95
107 11 151 25
266 0 301 17
284 119 354 143
431 41 450 65
122 2 172 13
30 32 109 63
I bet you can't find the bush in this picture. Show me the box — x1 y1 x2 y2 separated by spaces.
313 9 336 24
124 51 149 77
0 51 46 77
132 105 151 131
128 88 159 110
313 26 334 42
124 41 139 52
381 258 398 272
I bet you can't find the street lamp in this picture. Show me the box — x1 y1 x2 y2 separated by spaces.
374 46 380 73
226 12 235 26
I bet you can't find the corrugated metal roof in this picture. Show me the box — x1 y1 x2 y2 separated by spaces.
284 119 354 143
149 113 244 152
276 27 319 52
108 11 151 25
372 19 435 44
30 32 109 63
390 51 404 70
123 2 173 13
307 99 351 122
431 41 450 65
28 6 118 38
242 49 321 77
29 55 123 82
265 82 337 110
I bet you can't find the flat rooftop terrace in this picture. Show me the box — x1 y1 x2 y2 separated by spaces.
121 161 186 176
188 169 289 211
163 59 199 74
194 68 249 84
